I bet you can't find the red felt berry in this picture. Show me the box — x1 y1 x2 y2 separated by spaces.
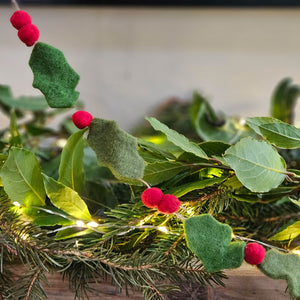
157 194 181 214
72 111 93 129
244 243 265 265
141 187 163 208
18 23 39 46
10 10 32 30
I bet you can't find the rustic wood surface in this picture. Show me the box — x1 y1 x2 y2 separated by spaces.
34 263 291 300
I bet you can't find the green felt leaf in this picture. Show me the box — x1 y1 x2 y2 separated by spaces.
9 110 22 148
58 129 86 192
247 117 300 149
270 221 300 241
146 117 207 159
87 118 145 182
185 214 245 272
43 175 92 221
29 42 80 108
0 147 45 206
168 177 226 197
143 161 187 186
270 78 300 124
290 197 300 208
224 137 286 192
259 249 300 298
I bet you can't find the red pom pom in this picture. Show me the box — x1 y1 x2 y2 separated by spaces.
141 188 163 208
157 194 181 214
10 10 32 30
244 243 265 265
18 24 39 46
72 111 93 129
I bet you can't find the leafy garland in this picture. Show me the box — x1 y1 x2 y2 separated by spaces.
0 4 300 299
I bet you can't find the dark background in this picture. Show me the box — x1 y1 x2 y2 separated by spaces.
1 0 300 6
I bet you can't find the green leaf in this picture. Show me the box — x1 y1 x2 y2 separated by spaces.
58 129 86 192
259 249 300 298
199 141 230 157
0 147 45 206
143 161 187 186
0 95 49 111
55 228 93 240
146 117 207 158
168 177 226 197
87 118 145 182
224 137 286 192
29 42 80 108
247 117 300 149
9 110 22 147
270 78 300 124
270 221 300 241
259 123 300 149
191 92 243 143
30 206 74 226
43 174 92 221
184 214 245 272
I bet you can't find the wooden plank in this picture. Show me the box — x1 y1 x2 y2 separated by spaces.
10 263 292 299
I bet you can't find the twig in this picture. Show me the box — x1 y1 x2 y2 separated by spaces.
11 0 20 10
25 269 41 300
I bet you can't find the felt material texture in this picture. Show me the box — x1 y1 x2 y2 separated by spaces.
141 187 163 208
18 24 39 47
259 248 300 298
10 10 32 30
157 194 181 214
29 42 80 108
87 118 145 182
244 243 265 265
184 214 245 273
72 111 93 129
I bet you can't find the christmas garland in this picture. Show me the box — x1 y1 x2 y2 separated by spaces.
0 2 300 299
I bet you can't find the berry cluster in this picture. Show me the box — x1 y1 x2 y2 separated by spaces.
141 187 181 214
72 111 93 129
10 10 39 46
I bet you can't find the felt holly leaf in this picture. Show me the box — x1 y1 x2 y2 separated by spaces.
43 174 92 221
0 147 45 206
270 221 300 242
270 77 300 124
9 110 22 148
259 249 300 298
168 177 226 198
29 42 80 108
146 117 208 159
143 161 187 186
184 214 245 272
224 137 286 193
247 117 300 149
87 118 145 182
58 129 86 192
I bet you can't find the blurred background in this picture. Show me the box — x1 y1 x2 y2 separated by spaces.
1 1 300 130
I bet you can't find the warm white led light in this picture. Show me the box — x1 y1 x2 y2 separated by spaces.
13 201 21 207
56 138 67 148
292 250 300 256
87 221 98 228
76 220 85 228
157 226 169 234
